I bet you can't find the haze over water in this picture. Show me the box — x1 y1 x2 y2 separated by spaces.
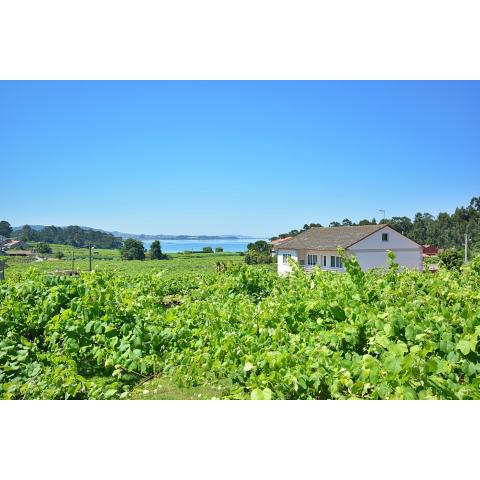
142 238 266 253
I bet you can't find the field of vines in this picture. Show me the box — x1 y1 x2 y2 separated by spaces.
1 253 480 399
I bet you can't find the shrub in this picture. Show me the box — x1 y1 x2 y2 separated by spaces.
55 251 65 259
121 239 145 260
215 247 223 253
36 243 52 254
150 240 163 260
245 250 272 265
245 240 272 264
438 248 463 270
202 246 213 253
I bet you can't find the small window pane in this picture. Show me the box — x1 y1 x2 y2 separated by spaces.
382 233 389 242
331 256 335 267
323 256 326 267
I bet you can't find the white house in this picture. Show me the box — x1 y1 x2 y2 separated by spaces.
275 224 423 275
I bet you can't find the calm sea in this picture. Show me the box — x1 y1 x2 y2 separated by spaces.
142 238 266 253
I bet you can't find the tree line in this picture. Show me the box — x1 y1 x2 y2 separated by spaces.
0 223 123 249
271 196 480 253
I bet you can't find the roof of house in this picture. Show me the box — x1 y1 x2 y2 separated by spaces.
271 236 293 245
5 250 33 256
274 224 388 250
2 239 22 250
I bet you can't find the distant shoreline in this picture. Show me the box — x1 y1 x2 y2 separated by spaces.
12 225 261 241
132 234 256 241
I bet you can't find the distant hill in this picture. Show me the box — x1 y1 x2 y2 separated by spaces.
12 225 256 241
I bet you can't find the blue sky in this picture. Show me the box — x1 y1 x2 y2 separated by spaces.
1 81 479 236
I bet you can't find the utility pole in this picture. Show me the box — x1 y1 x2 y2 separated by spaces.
379 209 386 221
71 246 75 272
88 243 94 272
0 260 5 281
464 233 468 264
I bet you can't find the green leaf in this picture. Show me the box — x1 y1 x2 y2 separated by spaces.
251 388 272 400
384 355 402 374
457 336 476 356
405 324 416 342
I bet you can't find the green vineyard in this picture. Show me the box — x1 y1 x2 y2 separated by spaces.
1 253 480 399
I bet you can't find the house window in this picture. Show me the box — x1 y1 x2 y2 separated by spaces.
330 255 343 268
382 233 389 242
282 253 291 264
307 254 317 265
323 256 326 267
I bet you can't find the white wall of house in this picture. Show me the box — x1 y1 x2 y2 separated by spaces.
304 250 345 272
277 249 346 274
277 249 299 275
348 226 422 270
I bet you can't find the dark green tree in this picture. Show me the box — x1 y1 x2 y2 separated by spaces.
0 221 12 238
150 240 163 260
247 240 271 254
36 242 52 254
245 240 272 264
215 247 223 252
121 238 145 260
202 246 213 253
20 225 37 241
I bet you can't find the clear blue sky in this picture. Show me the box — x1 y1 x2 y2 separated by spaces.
1 81 479 236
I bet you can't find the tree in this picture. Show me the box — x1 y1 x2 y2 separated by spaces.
329 221 341 227
215 247 223 252
387 217 413 236
202 246 213 253
55 251 65 259
150 240 163 260
20 225 36 241
342 218 353 226
438 248 463 270
37 242 52 254
303 223 322 231
0 221 12 238
246 240 271 255
245 240 272 264
121 238 145 260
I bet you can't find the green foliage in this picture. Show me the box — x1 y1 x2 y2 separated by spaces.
2 253 480 399
244 250 272 265
438 249 463 270
55 251 65 259
18 224 122 248
247 240 271 254
149 240 163 260
0 220 12 238
215 247 223 252
202 246 213 253
245 240 272 264
121 239 145 260
37 242 52 254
